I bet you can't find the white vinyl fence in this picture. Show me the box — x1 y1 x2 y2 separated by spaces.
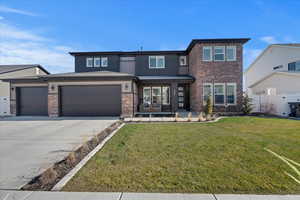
250 94 300 117
0 96 10 116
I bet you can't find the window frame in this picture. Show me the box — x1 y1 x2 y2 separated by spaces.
179 56 187 66
94 57 101 67
203 46 212 61
86 57 94 67
214 46 225 61
226 83 237 105
149 56 165 69
162 86 170 105
214 83 225 105
151 86 162 104
101 57 108 67
203 83 213 106
226 46 236 61
143 87 151 104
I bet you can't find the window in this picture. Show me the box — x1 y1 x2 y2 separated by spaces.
86 57 93 67
94 57 101 67
226 46 236 61
288 61 300 71
214 84 225 105
203 46 212 61
226 83 236 105
149 56 165 68
101 57 108 67
143 87 151 105
214 46 225 61
162 86 170 105
152 87 161 104
203 83 213 105
179 56 187 65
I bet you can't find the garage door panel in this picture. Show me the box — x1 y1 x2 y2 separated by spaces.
18 87 48 116
60 85 121 116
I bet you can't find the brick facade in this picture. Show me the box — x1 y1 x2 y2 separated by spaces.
189 43 243 113
122 93 134 117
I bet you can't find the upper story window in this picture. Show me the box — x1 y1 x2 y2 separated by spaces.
226 46 236 61
202 46 236 62
288 61 300 71
86 57 108 67
149 56 165 69
214 46 225 61
203 46 212 61
94 57 101 67
179 56 187 65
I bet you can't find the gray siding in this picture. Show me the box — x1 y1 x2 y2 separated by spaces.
74 54 187 76
135 54 182 76
75 55 120 72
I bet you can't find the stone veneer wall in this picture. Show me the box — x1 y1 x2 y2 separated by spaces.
188 42 243 113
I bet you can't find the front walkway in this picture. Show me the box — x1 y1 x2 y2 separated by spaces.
1 190 299 200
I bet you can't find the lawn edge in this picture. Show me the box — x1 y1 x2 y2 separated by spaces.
51 123 125 191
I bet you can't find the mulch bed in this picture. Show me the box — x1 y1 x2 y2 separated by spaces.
21 120 122 191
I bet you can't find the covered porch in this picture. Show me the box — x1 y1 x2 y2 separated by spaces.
135 75 194 116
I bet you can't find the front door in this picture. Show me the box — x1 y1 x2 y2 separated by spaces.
178 86 185 110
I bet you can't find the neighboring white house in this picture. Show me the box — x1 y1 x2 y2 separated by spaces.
244 44 300 117
0 65 49 116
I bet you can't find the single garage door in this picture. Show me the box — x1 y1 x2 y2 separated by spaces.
60 85 121 116
17 87 48 116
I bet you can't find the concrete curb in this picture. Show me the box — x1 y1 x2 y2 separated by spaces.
125 116 226 124
51 123 125 191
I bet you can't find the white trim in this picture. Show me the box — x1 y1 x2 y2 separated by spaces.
214 83 225 105
94 57 101 67
151 86 162 104
203 83 213 106
179 56 187 65
149 56 165 69
101 57 108 67
86 57 93 67
162 86 170 105
226 46 236 61
214 46 225 61
143 87 151 104
226 83 237 105
203 46 212 61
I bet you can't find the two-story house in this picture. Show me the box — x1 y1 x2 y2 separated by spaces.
4 38 249 117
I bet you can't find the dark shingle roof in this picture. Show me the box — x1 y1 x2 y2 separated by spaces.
70 38 251 56
137 75 194 81
0 64 49 75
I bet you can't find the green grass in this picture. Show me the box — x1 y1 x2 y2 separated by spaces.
63 117 300 194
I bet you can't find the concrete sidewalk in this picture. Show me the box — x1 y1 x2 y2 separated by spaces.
1 190 299 200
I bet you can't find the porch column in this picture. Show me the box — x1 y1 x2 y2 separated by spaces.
171 82 178 112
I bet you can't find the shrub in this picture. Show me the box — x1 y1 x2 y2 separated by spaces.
241 94 253 115
204 96 213 115
198 112 205 122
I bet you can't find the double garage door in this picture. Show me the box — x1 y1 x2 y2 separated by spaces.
17 85 121 116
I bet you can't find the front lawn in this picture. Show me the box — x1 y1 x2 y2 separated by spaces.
63 117 300 194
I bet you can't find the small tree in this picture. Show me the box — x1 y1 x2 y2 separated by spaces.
242 94 253 115
204 95 213 115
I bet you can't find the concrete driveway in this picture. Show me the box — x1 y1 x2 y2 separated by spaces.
0 116 118 190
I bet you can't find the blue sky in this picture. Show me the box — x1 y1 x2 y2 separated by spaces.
0 0 299 73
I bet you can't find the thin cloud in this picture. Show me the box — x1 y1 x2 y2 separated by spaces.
0 5 37 16
0 22 47 41
0 16 4 20
260 36 278 44
0 22 74 73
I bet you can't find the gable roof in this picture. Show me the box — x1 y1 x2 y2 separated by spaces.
248 71 300 88
70 38 250 56
244 43 300 74
0 64 50 75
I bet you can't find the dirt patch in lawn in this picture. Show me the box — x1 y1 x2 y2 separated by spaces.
21 120 122 191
